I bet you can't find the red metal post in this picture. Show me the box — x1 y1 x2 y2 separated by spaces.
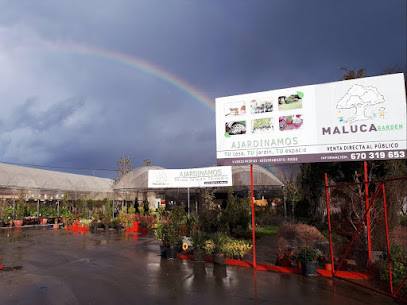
382 184 394 295
394 277 407 296
250 164 256 268
364 161 372 268
325 173 335 275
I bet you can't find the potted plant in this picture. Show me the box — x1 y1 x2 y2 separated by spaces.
154 221 169 257
165 223 182 260
4 206 13 227
139 217 149 233
39 205 53 225
211 232 228 264
111 217 123 230
0 203 5 227
0 213 6 227
191 229 207 262
60 206 72 228
15 197 26 227
285 116 293 124
90 218 99 232
297 246 322 276
102 217 111 231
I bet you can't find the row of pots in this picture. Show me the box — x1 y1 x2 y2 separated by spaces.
160 246 226 264
0 218 48 227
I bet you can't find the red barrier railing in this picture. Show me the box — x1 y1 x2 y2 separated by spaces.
325 168 407 302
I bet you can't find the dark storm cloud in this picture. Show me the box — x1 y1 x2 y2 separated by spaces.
6 97 85 131
0 0 404 178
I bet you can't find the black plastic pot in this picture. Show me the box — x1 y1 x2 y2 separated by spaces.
301 261 318 276
0 221 4 227
213 252 226 265
166 247 178 260
160 245 167 257
104 225 109 231
193 249 206 262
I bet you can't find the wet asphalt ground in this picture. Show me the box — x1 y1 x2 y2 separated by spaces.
0 227 397 305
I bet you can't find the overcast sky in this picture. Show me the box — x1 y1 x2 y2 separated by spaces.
0 0 405 179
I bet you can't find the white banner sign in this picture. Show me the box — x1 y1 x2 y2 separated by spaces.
216 73 407 165
148 166 233 188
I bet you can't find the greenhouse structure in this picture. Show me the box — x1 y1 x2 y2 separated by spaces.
0 162 284 214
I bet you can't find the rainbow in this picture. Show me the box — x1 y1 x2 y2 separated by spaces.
40 43 298 174
265 164 286 181
43 41 215 111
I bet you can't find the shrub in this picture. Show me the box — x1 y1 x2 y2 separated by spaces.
134 214 156 229
157 207 167 219
16 194 26 219
186 214 198 236
154 222 168 246
211 232 229 253
379 243 407 295
111 217 122 228
220 188 251 234
118 212 133 228
204 240 215 255
102 217 111 226
223 239 253 259
128 206 136 214
166 223 181 248
40 205 53 218
275 223 326 253
90 218 99 228
198 208 219 233
297 246 322 262
104 197 112 218
3 206 13 223
79 219 92 227
191 229 206 250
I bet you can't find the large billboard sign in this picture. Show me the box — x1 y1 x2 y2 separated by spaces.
148 166 233 188
216 73 407 165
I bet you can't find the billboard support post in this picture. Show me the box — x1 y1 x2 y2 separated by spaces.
364 161 372 269
325 173 335 276
250 164 256 268
187 187 190 216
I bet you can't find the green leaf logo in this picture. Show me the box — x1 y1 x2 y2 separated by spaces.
297 91 304 99
224 132 231 138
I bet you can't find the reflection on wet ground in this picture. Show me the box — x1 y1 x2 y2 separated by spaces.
0 228 396 305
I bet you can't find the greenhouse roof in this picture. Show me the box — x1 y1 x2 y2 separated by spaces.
0 163 113 198
114 165 284 191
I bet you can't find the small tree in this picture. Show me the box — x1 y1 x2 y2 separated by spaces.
114 154 134 184
220 188 251 234
16 192 26 220
340 67 366 80
104 197 112 219
284 180 300 219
